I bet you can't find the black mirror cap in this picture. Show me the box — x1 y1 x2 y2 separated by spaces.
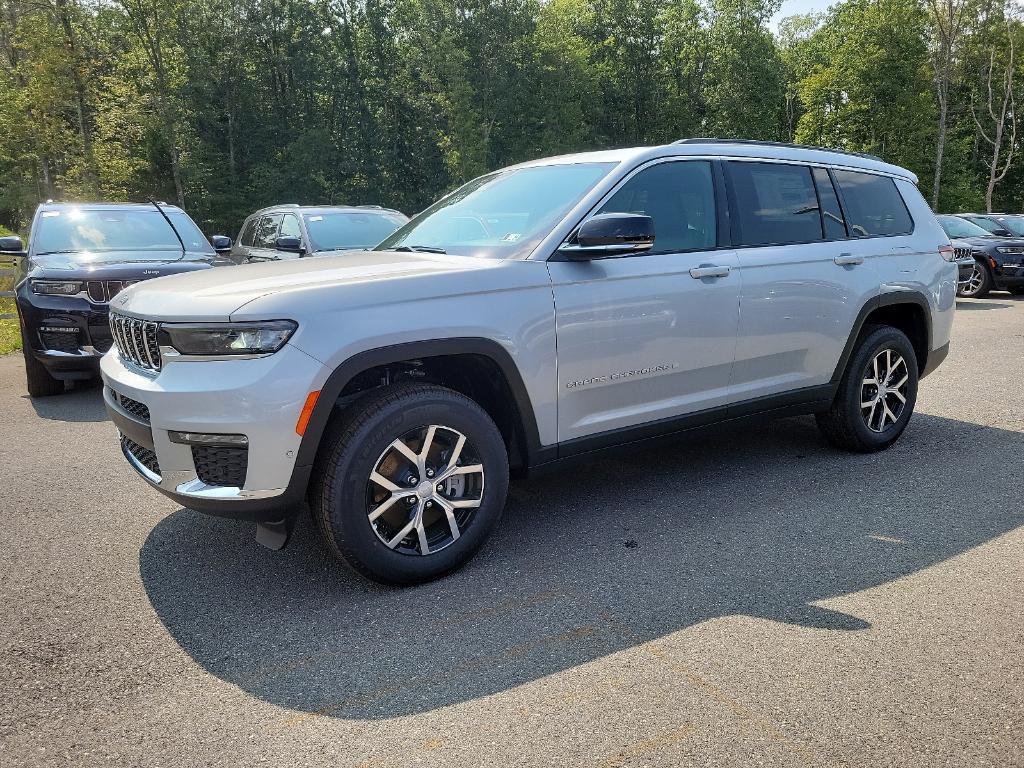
210 235 232 252
275 236 304 253
558 213 655 259
0 235 26 255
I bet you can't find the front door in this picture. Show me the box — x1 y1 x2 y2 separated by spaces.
547 159 742 445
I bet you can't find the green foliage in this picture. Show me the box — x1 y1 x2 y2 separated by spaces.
0 0 1020 234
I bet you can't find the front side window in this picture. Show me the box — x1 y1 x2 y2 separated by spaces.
832 170 913 237
994 216 1024 236
33 208 214 255
729 162 822 246
253 214 282 248
596 161 716 253
304 212 406 251
375 162 616 259
279 213 301 241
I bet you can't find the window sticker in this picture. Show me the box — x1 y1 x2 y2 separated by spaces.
308 215 324 222
41 211 61 217
501 232 522 242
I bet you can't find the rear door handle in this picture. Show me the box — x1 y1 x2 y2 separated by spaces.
834 253 864 266
689 264 731 279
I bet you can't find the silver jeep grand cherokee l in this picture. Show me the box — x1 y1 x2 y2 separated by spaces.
101 139 957 584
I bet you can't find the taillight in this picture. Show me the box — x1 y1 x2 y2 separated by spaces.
938 245 955 262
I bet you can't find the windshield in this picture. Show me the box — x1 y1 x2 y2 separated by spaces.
994 215 1024 236
304 211 406 251
374 162 617 259
938 215 990 239
34 208 214 256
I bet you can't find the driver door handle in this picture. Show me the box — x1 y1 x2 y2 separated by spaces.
834 252 864 266
689 264 731 279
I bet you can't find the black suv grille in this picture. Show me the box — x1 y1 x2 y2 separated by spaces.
192 445 248 487
121 435 160 476
87 280 136 304
953 247 973 260
110 313 161 371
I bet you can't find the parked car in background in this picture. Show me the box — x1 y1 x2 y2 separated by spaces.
954 212 1024 238
230 205 408 264
7 202 232 397
936 214 1024 297
102 139 956 584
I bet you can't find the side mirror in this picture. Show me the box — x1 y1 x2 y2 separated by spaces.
993 228 1013 237
275 236 305 254
557 213 655 260
210 235 232 253
0 235 26 257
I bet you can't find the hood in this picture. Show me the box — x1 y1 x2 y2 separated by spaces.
113 249 504 321
949 235 1024 249
30 249 225 277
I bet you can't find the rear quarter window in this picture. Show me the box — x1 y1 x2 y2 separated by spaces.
832 170 913 237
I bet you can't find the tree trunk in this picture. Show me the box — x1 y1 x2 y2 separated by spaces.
932 94 947 209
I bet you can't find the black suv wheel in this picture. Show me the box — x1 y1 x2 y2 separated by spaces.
957 260 993 298
816 325 919 452
310 383 509 584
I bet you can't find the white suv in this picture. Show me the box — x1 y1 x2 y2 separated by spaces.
101 139 957 584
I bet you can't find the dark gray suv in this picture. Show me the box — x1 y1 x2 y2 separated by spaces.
230 205 408 264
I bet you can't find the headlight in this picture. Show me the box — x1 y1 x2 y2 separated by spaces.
995 246 1024 254
160 320 297 356
31 279 82 295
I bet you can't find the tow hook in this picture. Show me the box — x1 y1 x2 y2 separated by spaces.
255 517 296 551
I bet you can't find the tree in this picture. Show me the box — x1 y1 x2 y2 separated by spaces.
926 0 971 208
972 27 1017 212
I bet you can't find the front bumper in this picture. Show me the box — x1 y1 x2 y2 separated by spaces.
17 288 113 379
100 343 328 520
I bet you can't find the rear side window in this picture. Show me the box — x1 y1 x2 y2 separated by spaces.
728 162 822 246
254 214 282 248
813 168 847 239
597 160 717 253
832 170 913 237
239 217 258 247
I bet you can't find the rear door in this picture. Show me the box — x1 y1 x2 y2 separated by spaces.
548 159 742 444
231 216 259 264
725 161 880 404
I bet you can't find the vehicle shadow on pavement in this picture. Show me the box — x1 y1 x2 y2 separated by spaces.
955 300 1014 311
140 413 1024 721
27 380 108 422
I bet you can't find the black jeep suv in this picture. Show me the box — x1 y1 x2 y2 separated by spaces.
936 214 1024 298
5 202 232 396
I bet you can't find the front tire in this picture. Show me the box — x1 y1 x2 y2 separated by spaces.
21 325 64 397
957 261 993 298
816 325 919 452
310 383 509 585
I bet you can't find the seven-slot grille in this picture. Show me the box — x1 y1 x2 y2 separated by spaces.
87 280 135 304
110 313 162 371
953 247 973 261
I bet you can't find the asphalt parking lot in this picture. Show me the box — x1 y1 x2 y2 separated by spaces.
2 297 1023 768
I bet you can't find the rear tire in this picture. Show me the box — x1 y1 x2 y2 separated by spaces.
816 325 918 453
310 383 509 585
957 261 993 298
21 325 64 397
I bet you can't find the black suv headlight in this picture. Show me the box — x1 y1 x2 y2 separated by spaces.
995 246 1024 254
159 321 297 356
31 279 83 295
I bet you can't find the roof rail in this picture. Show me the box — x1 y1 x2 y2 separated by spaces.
672 138 884 163
357 204 403 214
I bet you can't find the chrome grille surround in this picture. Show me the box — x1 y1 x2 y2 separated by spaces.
110 312 162 372
87 280 135 304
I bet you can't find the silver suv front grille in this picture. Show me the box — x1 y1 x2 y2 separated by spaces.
110 313 162 371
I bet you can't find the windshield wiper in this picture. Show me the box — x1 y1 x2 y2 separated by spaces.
394 244 447 254
36 249 83 256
